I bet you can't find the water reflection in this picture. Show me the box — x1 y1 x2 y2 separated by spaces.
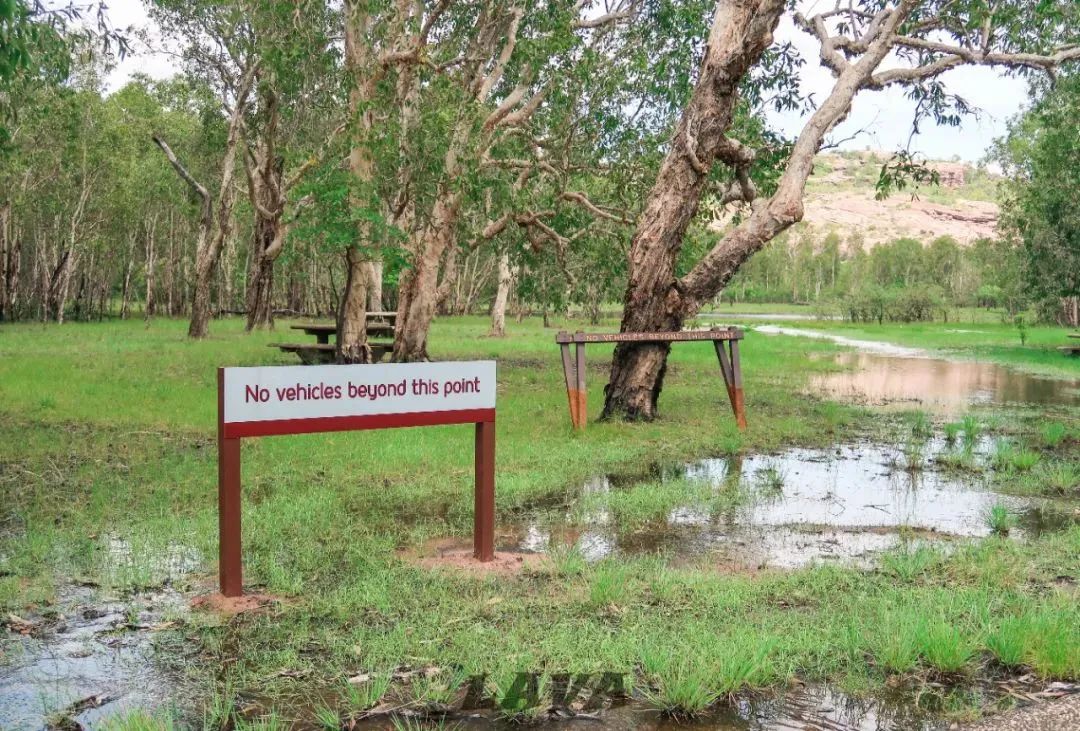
755 325 1080 413
813 352 1080 413
510 443 1075 568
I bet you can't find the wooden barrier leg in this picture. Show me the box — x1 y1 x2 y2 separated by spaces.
218 369 243 597
474 420 496 561
559 340 578 428
729 340 747 430
574 340 587 429
714 341 738 420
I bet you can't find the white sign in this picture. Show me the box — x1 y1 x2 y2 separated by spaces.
222 361 496 427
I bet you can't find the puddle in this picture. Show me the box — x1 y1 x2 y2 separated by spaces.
0 587 188 730
104 534 201 588
295 680 1018 731
1 535 199 730
756 326 1080 412
234 663 1080 731
507 442 1075 569
572 686 946 731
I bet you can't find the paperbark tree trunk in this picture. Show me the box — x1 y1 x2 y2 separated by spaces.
490 251 512 337
435 244 460 316
337 246 374 363
0 201 14 322
120 232 135 319
188 241 217 338
144 216 157 321
244 153 285 332
338 0 385 357
393 190 462 361
47 248 76 324
368 258 383 311
602 0 785 420
245 242 276 329
155 64 256 339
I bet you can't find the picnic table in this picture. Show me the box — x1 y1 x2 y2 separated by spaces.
555 327 747 430
1061 332 1080 357
271 312 397 364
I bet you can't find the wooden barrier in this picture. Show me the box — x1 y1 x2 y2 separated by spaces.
555 328 747 430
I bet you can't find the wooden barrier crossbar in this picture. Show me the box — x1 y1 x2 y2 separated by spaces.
555 328 747 431
555 329 744 344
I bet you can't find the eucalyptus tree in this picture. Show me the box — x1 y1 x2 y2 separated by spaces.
0 79 113 322
336 0 721 362
241 0 343 331
149 0 260 338
0 0 128 147
101 77 206 320
387 0 653 362
995 74 1080 326
602 0 1080 421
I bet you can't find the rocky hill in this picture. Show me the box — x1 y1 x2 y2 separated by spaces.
800 150 1001 247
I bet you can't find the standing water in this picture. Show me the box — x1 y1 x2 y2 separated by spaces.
756 325 1080 413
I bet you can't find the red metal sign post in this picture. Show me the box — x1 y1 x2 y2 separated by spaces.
216 362 497 598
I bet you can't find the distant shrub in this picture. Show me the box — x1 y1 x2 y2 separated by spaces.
887 287 945 323
842 285 944 323
843 285 888 324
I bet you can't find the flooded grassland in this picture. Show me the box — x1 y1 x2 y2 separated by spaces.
2 319 1079 730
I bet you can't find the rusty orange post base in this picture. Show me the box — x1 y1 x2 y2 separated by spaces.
732 387 747 430
568 389 586 429
558 335 588 430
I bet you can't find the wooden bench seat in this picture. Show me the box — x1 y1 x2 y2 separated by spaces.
1059 345 1080 357
555 328 747 430
270 342 391 365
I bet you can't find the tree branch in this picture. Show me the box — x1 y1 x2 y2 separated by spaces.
152 136 210 203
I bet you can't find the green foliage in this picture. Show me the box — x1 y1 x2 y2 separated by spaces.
916 618 977 674
985 504 1017 537
1014 314 1028 346
874 150 941 200
995 74 1080 315
943 422 962 445
1041 422 1068 448
908 411 933 440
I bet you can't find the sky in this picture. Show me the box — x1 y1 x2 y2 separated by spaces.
101 0 1030 164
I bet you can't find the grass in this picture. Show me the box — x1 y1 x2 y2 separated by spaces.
1038 463 1080 496
754 463 787 491
343 673 393 715
991 439 1016 471
1042 422 1068 448
1 316 1079 726
574 474 745 528
943 422 962 445
961 416 981 449
917 618 978 675
985 504 1017 537
908 410 934 440
901 439 926 472
638 634 774 717
101 710 182 731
